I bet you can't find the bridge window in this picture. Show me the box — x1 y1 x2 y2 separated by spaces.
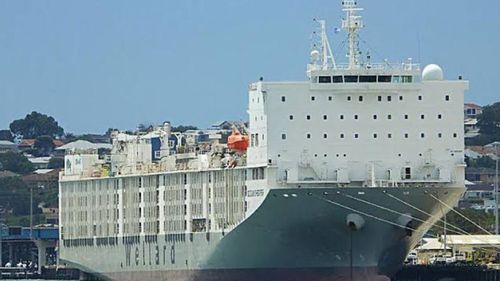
332 76 343 83
319 76 332 83
359 75 376 83
344 75 358 83
378 75 392 83
402 76 413 83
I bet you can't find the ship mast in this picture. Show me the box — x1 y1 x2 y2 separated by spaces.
342 0 364 69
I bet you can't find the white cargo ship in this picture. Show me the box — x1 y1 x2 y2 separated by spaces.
58 1 469 280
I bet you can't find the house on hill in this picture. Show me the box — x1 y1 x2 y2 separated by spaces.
0 140 18 153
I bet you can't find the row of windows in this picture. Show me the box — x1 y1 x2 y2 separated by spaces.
290 113 444 121
277 152 445 159
281 94 450 102
313 75 414 84
281 132 459 140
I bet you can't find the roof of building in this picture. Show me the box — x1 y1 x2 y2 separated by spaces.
464 103 482 109
441 235 500 246
466 183 494 191
18 139 36 147
56 140 112 151
0 140 16 146
27 157 51 164
416 238 450 251
34 169 55 174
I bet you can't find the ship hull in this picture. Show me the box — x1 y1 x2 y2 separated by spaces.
60 186 464 281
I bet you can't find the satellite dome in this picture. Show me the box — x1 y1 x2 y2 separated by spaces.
310 50 320 62
422 64 444 81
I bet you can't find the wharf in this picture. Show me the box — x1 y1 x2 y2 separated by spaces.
393 264 500 281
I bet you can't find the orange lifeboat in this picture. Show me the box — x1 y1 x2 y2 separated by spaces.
228 128 249 152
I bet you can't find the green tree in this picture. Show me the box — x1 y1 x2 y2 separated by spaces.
9 111 64 139
34 135 55 156
0 152 35 174
0 129 13 141
477 102 500 136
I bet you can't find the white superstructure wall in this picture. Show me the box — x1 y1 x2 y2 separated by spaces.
247 79 468 185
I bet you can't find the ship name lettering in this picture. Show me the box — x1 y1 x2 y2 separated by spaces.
125 245 132 267
135 247 140 266
155 245 160 265
170 244 175 264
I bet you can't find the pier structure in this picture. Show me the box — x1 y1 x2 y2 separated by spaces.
0 225 58 274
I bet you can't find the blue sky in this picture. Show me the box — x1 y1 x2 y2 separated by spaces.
0 0 499 134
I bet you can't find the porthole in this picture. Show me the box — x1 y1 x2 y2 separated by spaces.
347 96 351 101
323 133 328 139
404 133 409 138
438 114 442 119
306 133 311 139
373 133 378 139
373 114 377 120
340 133 345 139
354 133 359 139
359 96 363 102
418 95 422 101
323 115 328 120
306 115 311 120
289 115 294 120
378 96 382 102
420 133 425 138
453 133 458 138
328 96 333 101
388 133 392 138
354 114 358 120
399 96 403 101
404 114 409 120
340 115 344 120
281 96 286 102
311 96 316 101
420 114 425 119
387 96 392 102
387 114 392 120
445 95 450 101
438 133 442 138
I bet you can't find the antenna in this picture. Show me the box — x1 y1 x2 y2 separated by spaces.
312 19 336 70
319 19 337 70
342 0 364 69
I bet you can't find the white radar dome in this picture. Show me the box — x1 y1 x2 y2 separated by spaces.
310 50 320 62
422 64 444 81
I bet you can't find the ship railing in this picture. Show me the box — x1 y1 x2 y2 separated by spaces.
308 62 420 72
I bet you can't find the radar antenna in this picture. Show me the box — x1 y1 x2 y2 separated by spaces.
342 0 364 69
318 19 337 70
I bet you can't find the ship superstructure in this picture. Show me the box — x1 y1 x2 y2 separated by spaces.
59 2 469 281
